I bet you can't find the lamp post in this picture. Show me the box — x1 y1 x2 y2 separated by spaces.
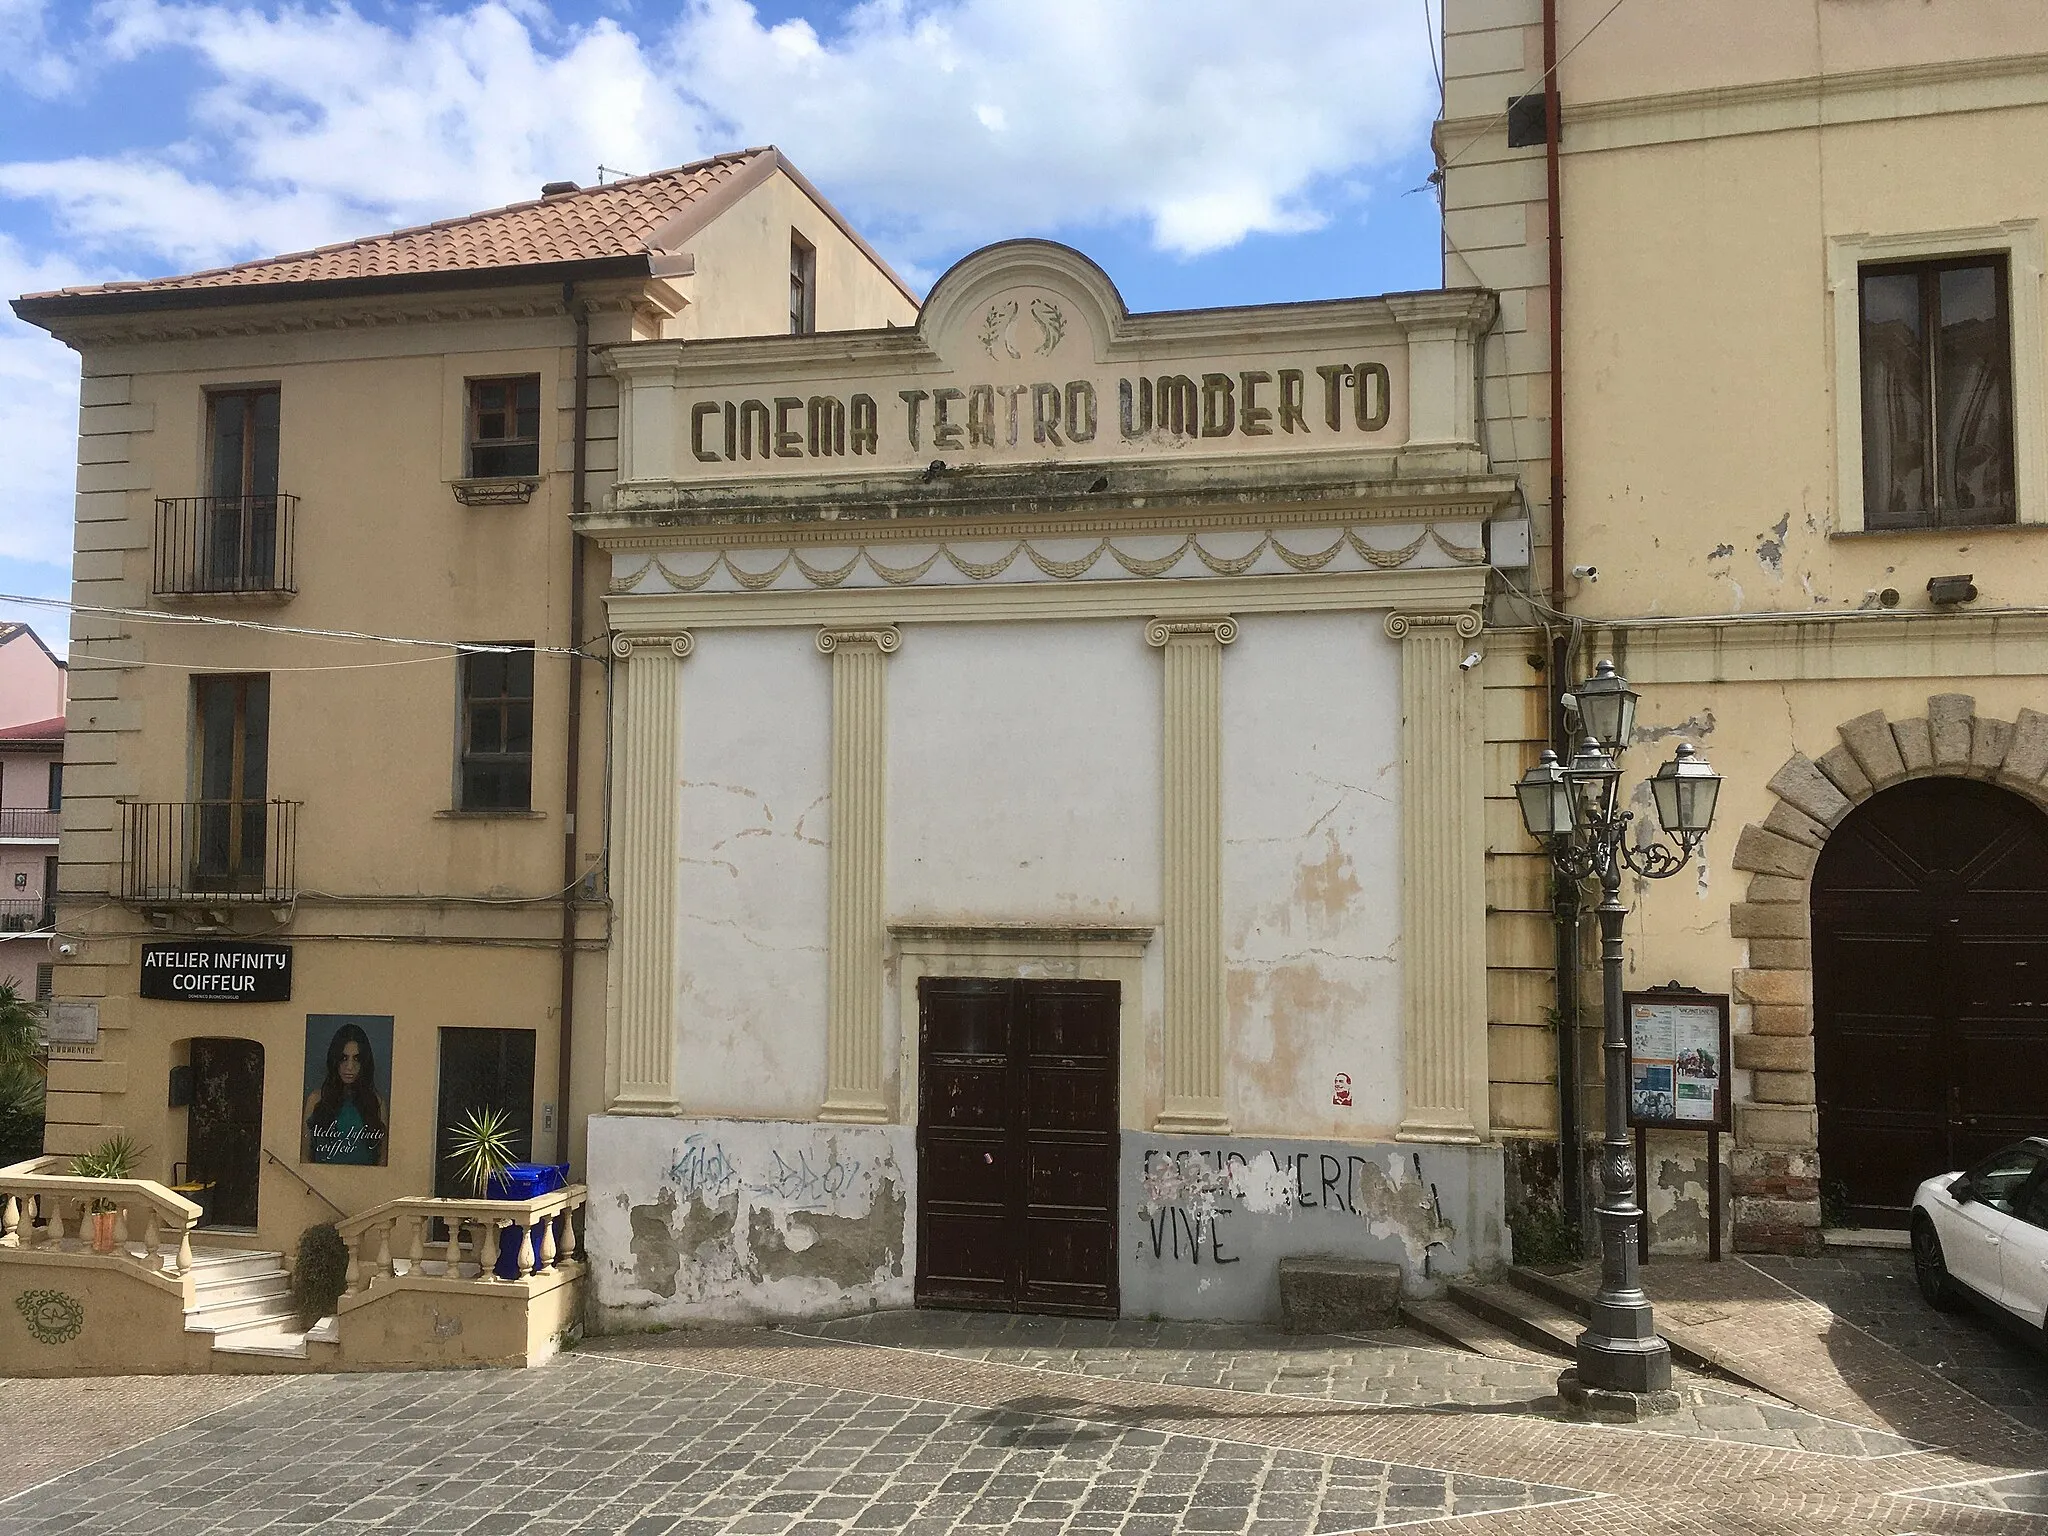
1514 659 1722 1415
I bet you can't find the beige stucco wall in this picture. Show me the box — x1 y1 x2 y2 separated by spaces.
673 169 918 340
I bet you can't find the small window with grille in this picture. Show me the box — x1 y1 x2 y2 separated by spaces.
467 376 541 478
458 644 534 811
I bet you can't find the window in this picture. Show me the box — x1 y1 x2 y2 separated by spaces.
193 674 270 889
1963 1145 2043 1215
34 964 52 1003
1858 255 2015 530
46 761 60 810
204 388 282 589
790 232 816 336
467 377 541 478
458 645 534 811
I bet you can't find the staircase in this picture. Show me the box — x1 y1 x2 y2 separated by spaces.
1403 1265 1770 1391
181 1248 311 1359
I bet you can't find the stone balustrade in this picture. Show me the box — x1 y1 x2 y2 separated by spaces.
0 1155 204 1277
335 1186 587 1296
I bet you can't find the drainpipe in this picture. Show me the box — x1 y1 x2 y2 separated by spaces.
1541 0 1584 1233
556 286 591 1169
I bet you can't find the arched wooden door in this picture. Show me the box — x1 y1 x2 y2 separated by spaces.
1812 777 2048 1227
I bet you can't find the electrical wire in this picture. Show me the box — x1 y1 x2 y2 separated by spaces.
1434 0 1637 180
0 591 588 657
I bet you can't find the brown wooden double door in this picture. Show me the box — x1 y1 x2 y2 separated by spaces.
1813 777 2048 1226
916 977 1119 1316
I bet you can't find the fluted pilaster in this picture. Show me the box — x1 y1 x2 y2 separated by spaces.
1385 609 1488 1143
1148 616 1236 1132
818 625 899 1123
609 631 692 1114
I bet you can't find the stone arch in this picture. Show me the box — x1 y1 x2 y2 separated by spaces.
1725 695 2048 1253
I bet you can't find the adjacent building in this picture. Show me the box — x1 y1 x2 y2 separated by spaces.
1443 0 2048 1251
12 149 916 1252
0 624 66 1001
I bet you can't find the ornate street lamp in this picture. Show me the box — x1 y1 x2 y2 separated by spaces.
1513 661 1722 1415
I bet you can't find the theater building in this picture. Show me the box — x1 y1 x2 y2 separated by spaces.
577 241 1524 1323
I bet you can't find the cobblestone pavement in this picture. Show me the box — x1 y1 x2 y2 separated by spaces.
3 1302 2047 1536
1753 1248 2048 1434
0 1374 279 1501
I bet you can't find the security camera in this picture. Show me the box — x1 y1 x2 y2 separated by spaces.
1458 652 1483 671
55 942 77 958
1570 564 1599 583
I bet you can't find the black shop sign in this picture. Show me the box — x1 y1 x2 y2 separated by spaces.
140 942 293 1002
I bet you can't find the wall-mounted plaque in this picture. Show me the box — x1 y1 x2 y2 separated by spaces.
140 941 292 1002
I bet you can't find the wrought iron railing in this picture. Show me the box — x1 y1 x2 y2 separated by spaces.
118 800 300 903
0 809 58 841
153 495 298 596
0 899 53 934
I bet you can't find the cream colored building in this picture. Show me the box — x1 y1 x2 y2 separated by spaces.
13 149 916 1257
576 240 1518 1324
1443 1 2048 1252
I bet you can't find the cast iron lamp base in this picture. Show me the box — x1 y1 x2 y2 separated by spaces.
1557 1368 1680 1423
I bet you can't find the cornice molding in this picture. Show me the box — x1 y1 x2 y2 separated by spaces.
1561 607 2048 686
608 524 1485 597
604 564 1491 633
1439 50 2048 158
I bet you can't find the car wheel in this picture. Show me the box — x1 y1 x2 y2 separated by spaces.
1912 1215 1965 1312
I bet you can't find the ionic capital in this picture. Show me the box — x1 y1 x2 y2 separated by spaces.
1383 609 1482 641
816 625 901 656
1145 616 1238 648
609 631 694 660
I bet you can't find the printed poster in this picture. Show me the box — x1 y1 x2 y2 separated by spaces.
1627 994 1726 1129
302 1014 393 1166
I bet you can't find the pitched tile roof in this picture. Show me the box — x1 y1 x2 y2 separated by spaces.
28 150 771 301
0 716 64 744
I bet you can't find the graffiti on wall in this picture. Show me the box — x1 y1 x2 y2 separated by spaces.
1137 1144 1454 1267
615 1124 909 1312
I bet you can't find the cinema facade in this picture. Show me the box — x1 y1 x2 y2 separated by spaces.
575 241 1527 1324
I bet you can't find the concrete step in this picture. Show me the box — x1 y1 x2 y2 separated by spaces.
186 1284 293 1332
187 1250 285 1285
1502 1265 1773 1392
192 1269 291 1307
1445 1279 1585 1359
1399 1295 1562 1366
208 1313 309 1358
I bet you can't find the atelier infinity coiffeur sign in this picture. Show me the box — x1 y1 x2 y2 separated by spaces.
140 941 293 1002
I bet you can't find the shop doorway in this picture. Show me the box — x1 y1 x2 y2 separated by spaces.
915 977 1119 1316
433 1028 536 1198
187 1038 264 1227
1812 777 2048 1226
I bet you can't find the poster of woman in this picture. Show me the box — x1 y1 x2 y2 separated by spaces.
302 1014 393 1166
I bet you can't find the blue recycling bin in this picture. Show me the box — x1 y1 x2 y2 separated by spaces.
487 1163 570 1278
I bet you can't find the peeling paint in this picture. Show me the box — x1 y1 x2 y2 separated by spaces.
1755 513 1790 575
1707 544 1734 560
1634 710 1715 743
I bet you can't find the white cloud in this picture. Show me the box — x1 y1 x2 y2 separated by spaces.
0 0 76 97
0 238 95 575
1 0 1434 272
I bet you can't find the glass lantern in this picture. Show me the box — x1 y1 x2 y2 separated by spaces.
1649 741 1722 838
1515 749 1575 841
1575 659 1639 755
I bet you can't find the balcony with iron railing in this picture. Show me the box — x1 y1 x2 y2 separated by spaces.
118 800 300 905
153 495 298 599
0 899 53 934
0 808 58 842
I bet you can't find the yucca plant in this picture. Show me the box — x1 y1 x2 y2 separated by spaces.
445 1107 518 1197
0 982 45 1166
71 1133 145 1251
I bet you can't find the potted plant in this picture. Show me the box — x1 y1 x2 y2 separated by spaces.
445 1107 526 1278
70 1133 144 1254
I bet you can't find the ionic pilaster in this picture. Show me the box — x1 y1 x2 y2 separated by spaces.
818 625 900 1123
1385 609 1488 1143
608 631 692 1114
1147 616 1236 1132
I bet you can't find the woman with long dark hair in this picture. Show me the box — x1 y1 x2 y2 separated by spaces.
302 1022 387 1165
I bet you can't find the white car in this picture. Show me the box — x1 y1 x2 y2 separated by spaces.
1911 1137 2048 1335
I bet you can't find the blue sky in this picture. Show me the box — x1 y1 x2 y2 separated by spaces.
0 0 1444 651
